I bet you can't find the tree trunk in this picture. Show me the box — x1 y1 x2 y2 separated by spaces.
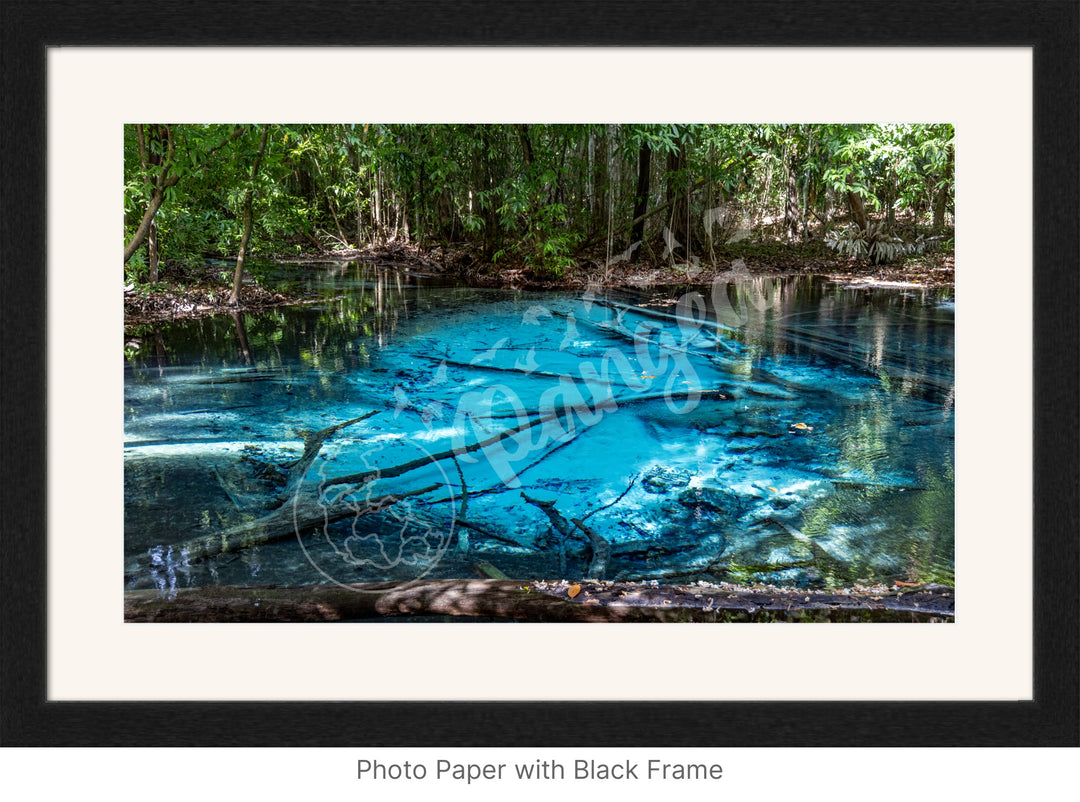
125 123 175 265
124 184 175 264
228 206 254 304
123 409 562 586
135 124 164 280
147 221 160 283
325 190 348 246
630 142 651 258
124 579 955 623
588 129 600 226
784 143 800 241
125 125 245 267
933 141 954 230
372 164 383 244
517 123 533 167
847 188 869 231
347 141 365 245
416 158 426 246
579 177 705 252
665 144 693 256
480 125 500 261
229 125 270 305
885 170 897 230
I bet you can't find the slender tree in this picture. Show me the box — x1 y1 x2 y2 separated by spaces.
124 124 178 265
229 124 270 305
630 139 651 259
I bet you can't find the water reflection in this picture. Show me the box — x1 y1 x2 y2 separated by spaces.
125 263 955 592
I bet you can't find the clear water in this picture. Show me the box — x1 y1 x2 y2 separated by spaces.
124 262 955 593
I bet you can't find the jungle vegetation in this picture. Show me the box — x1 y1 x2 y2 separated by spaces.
124 123 955 292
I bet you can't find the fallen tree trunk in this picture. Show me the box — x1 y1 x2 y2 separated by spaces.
413 354 619 387
126 409 575 586
124 579 954 623
323 411 557 490
124 484 438 585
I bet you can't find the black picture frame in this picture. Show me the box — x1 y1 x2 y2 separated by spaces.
1 0 1076 747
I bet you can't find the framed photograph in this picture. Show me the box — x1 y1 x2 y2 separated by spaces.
1 0 1076 759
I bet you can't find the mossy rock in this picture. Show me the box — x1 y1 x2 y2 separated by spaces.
641 466 693 494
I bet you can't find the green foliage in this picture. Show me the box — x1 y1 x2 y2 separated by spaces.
528 227 579 277
123 122 954 282
124 250 148 285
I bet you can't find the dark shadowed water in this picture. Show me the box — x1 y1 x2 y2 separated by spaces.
124 261 954 594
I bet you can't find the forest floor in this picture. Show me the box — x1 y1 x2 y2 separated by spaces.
412 238 955 291
124 238 954 327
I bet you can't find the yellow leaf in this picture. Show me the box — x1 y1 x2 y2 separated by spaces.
568 584 581 598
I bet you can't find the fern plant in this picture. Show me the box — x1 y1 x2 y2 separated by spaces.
825 222 926 265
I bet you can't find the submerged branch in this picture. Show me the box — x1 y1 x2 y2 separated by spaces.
323 412 556 489
521 492 583 542
451 453 470 556
413 353 617 387
580 474 638 522
211 462 246 512
422 427 585 507
452 518 525 548
571 517 611 580
277 411 379 502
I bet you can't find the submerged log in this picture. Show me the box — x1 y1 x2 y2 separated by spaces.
521 492 582 542
570 517 611 580
126 409 565 586
453 518 525 548
124 579 954 623
473 561 510 580
276 410 378 502
124 484 438 585
323 411 557 490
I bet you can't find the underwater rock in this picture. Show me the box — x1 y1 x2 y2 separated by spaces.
678 485 747 517
641 466 693 494
725 531 814 569
728 442 758 454
739 503 786 525
611 536 700 560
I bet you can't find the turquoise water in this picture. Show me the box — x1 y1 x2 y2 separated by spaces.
124 262 954 592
